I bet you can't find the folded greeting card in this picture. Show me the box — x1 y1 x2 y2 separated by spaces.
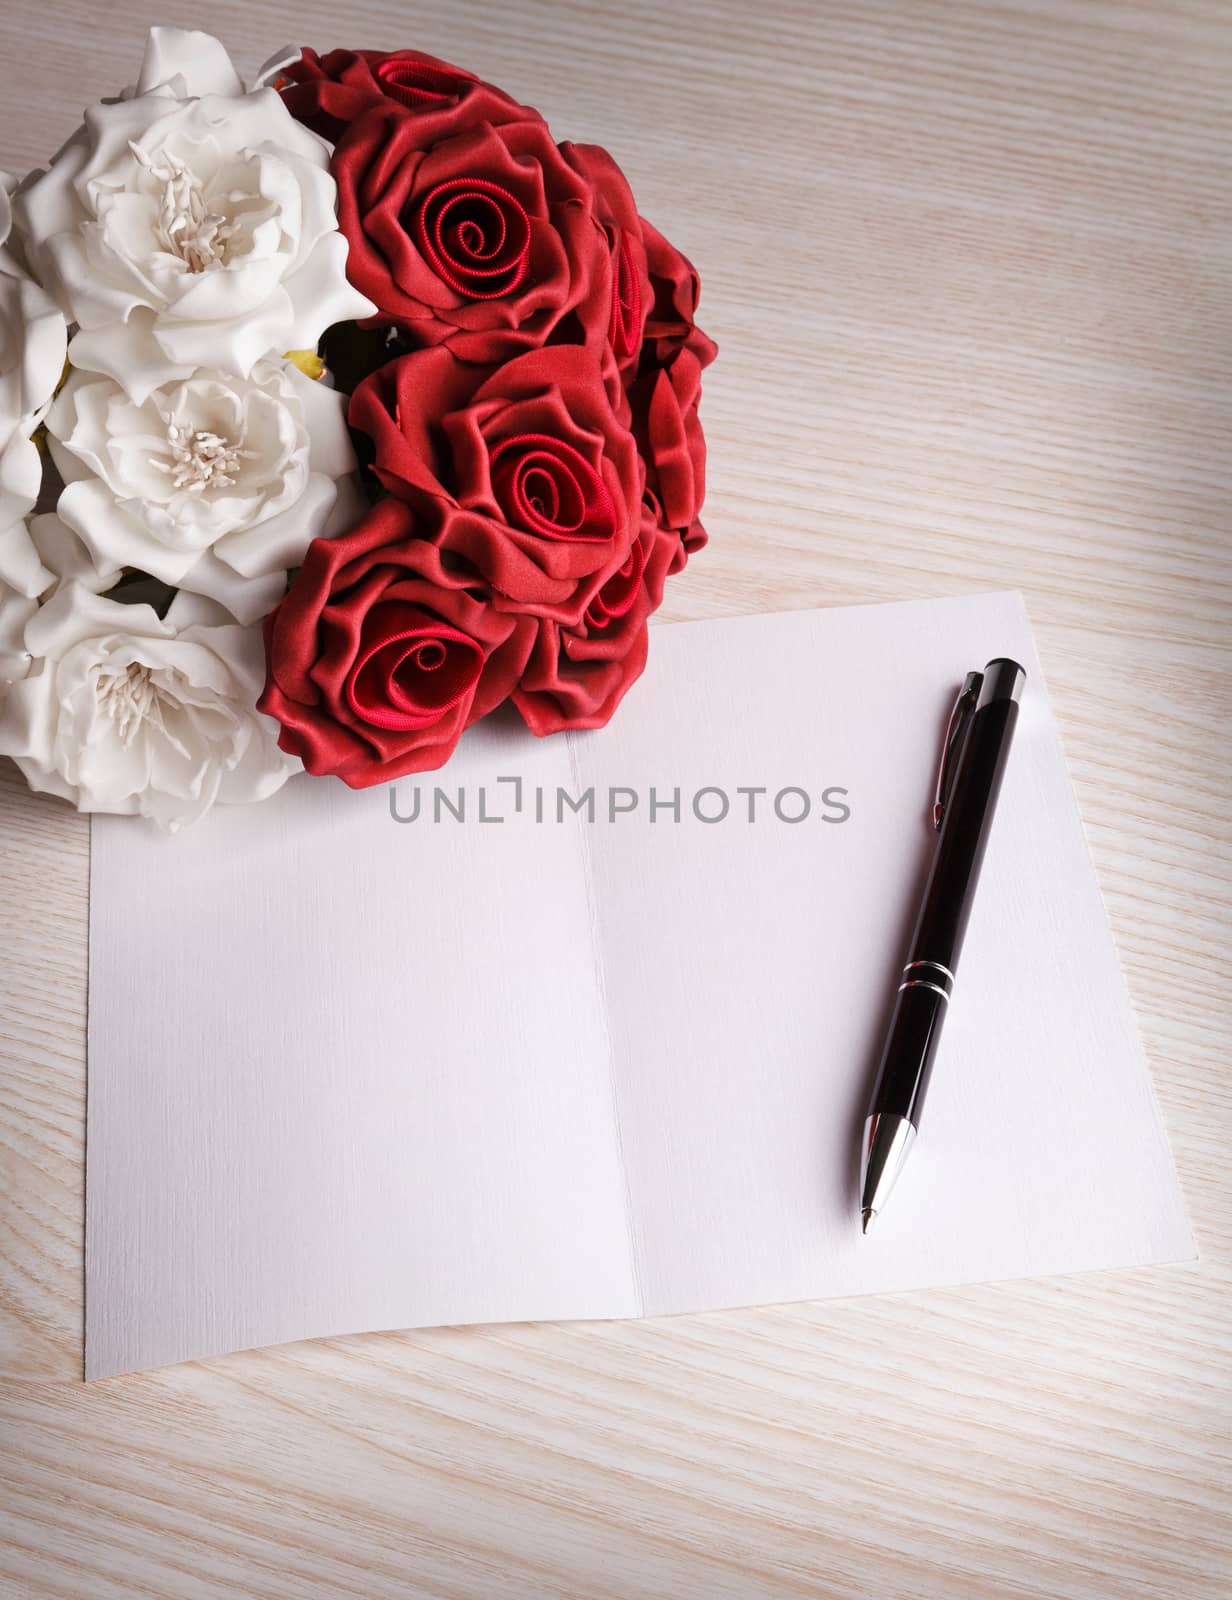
86 592 1193 1378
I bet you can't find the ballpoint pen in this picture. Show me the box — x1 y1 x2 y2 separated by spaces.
859 656 1025 1232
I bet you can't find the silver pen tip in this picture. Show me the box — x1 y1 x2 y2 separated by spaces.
861 1208 875 1234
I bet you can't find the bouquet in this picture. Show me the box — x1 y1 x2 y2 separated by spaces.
0 28 715 826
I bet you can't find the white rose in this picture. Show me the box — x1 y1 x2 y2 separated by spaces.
48 355 362 624
0 512 121 684
0 171 69 597
0 557 298 828
0 579 37 683
14 28 374 402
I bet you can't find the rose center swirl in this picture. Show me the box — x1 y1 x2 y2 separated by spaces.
586 540 647 630
374 56 472 109
345 606 484 732
414 177 531 299
489 433 618 543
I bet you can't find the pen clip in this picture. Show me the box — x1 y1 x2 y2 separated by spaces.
932 670 984 830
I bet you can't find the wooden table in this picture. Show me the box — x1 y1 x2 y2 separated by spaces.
1 3 1228 1595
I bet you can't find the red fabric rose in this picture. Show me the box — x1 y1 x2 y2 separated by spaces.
624 217 717 553
560 143 651 375
349 344 643 627
332 103 611 361
513 495 680 735
640 217 711 369
278 47 536 145
629 325 716 536
645 484 707 580
259 498 533 785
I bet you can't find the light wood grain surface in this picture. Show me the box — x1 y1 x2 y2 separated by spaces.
1 2 1229 1596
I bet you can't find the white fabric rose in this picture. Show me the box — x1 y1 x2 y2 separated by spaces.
14 28 374 402
0 581 37 683
48 355 362 624
0 543 298 827
0 171 69 598
0 512 121 684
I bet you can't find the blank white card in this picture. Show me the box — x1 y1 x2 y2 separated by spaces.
86 592 1193 1377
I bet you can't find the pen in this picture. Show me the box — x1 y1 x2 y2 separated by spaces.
859 656 1025 1232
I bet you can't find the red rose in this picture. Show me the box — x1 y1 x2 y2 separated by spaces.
278 47 536 145
259 498 533 785
349 344 643 626
595 211 716 545
646 484 707 580
561 143 651 375
513 495 680 735
629 324 716 535
332 103 611 361
639 217 712 369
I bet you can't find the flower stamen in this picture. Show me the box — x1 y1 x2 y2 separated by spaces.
154 422 255 492
131 144 238 272
97 661 158 746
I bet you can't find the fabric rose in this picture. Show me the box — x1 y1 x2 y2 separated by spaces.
560 143 651 377
627 219 717 557
0 513 117 685
331 101 610 361
640 217 712 370
349 344 641 626
571 191 714 552
629 325 716 540
513 491 680 735
48 355 361 624
0 550 298 827
0 511 126 682
0 578 37 685
14 28 374 402
0 171 69 598
277 46 536 146
259 497 535 785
